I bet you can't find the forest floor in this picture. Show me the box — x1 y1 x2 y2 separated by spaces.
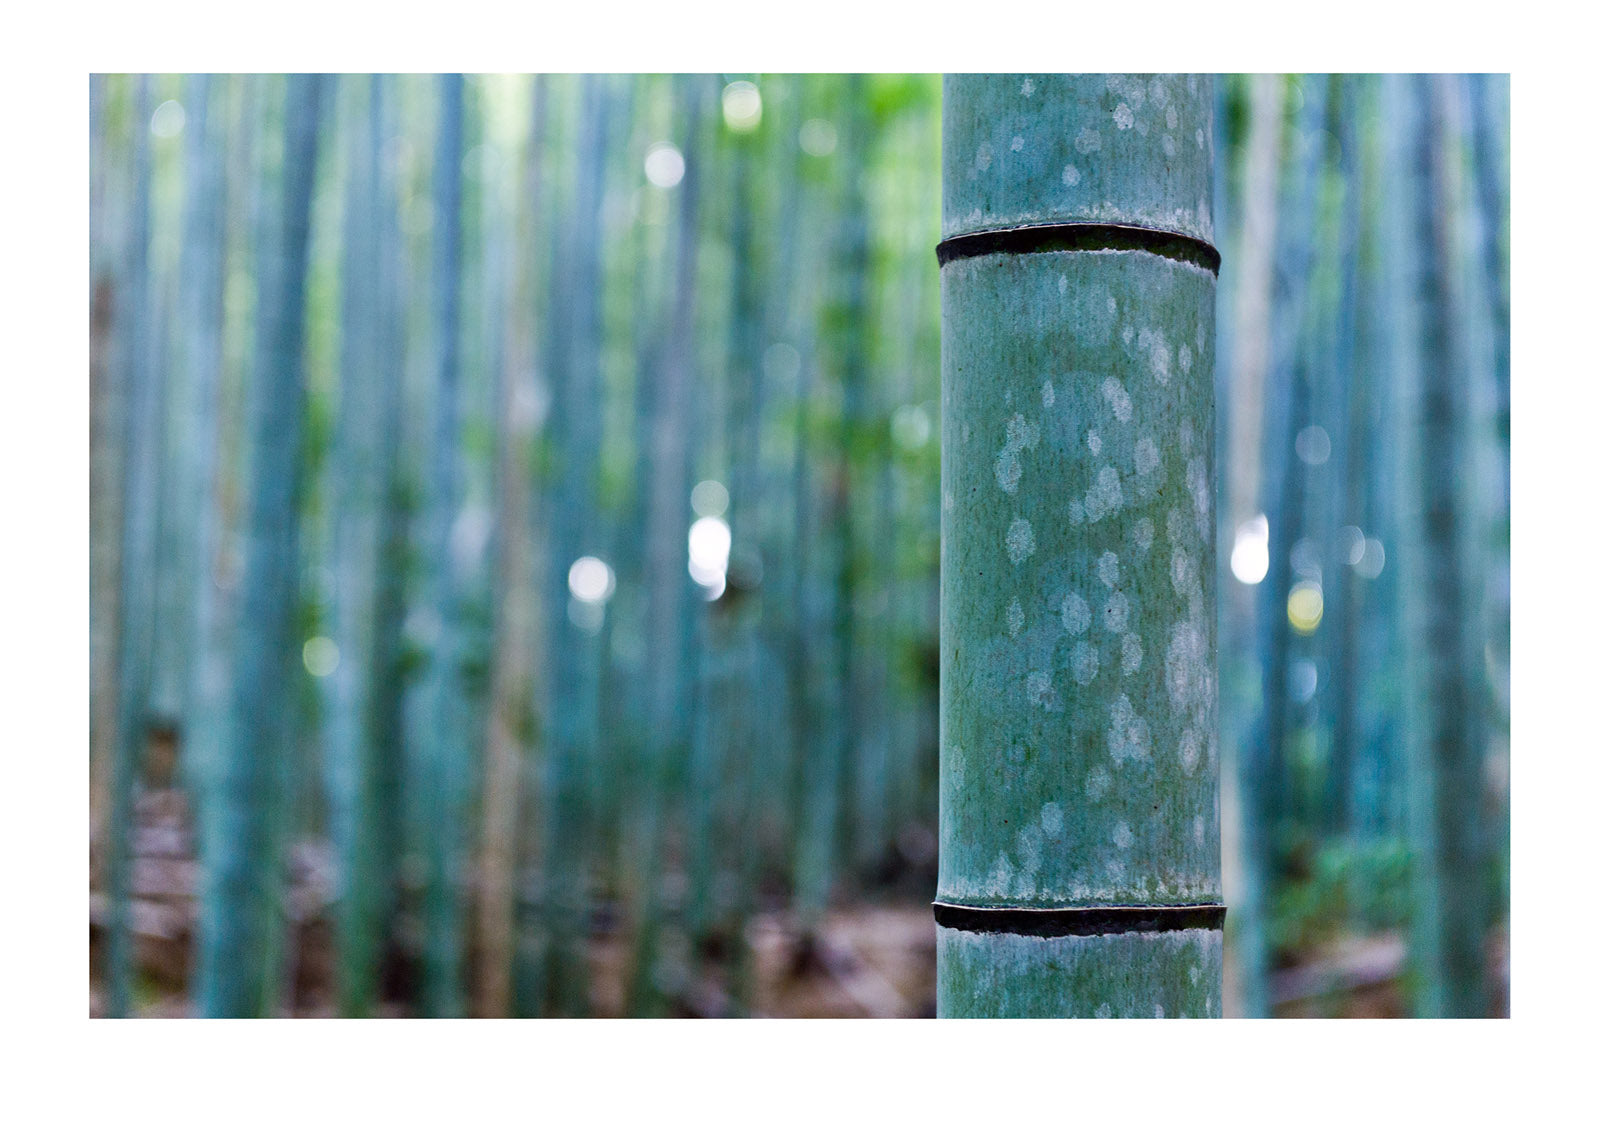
89 788 1505 1018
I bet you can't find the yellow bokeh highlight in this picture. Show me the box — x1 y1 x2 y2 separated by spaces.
1287 582 1324 635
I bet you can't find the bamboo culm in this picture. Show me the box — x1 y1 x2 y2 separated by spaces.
937 74 1222 1017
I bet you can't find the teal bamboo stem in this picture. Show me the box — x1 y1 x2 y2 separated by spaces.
197 73 326 1018
510 74 553 1019
537 74 612 1018
326 74 404 1016
1234 74 1327 1017
415 72 470 1017
937 74 1221 1017
176 73 238 997
89 73 121 902
794 75 872 926
1402 73 1491 1018
106 74 159 1018
479 74 544 1020
627 74 705 1017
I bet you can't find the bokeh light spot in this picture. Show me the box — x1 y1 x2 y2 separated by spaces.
150 100 186 139
303 636 340 678
644 142 685 188
1230 514 1270 585
722 81 763 133
1287 582 1324 635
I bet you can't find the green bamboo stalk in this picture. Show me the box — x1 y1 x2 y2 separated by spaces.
197 73 326 1018
479 74 545 1020
413 72 471 1017
536 74 613 1018
937 74 1221 1017
1325 75 1374 838
509 73 553 1019
1234 74 1328 1017
174 73 238 1008
793 74 872 926
325 74 404 1016
627 73 706 1017
105 74 159 1018
1402 73 1491 1018
89 73 120 905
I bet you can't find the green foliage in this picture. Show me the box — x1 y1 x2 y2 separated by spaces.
1270 836 1412 956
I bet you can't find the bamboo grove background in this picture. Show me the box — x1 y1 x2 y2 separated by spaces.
88 73 1509 1018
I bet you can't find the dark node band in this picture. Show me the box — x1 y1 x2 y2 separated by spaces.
936 222 1221 275
933 901 1226 938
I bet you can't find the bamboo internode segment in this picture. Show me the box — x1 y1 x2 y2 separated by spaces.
938 74 1221 1018
942 74 1215 245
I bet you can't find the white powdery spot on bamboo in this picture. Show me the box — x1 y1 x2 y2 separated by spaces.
1041 801 1064 835
1082 465 1124 523
1096 1002 1113 1019
1162 134 1177 158
1139 328 1172 384
1063 591 1091 635
1006 413 1039 450
1068 499 1086 526
1134 436 1161 477
1018 822 1044 879
1075 126 1102 155
1179 727 1200 774
1108 693 1151 763
1133 516 1155 552
1087 429 1103 455
1179 343 1193 374
1171 548 1192 597
995 450 1022 493
1113 820 1134 849
1187 457 1210 525
1021 78 1035 97
1062 164 1081 187
975 141 993 171
1165 620 1208 711
1085 765 1111 801
1025 670 1055 708
1006 597 1025 637
1042 380 1055 408
1072 640 1100 685
1101 377 1133 422
1011 135 1024 152
991 852 1014 893
1121 633 1142 674
1193 815 1206 846
1195 127 1206 150
1113 102 1134 130
1098 551 1120 588
1104 590 1130 634
1006 517 1035 564
1167 104 1180 130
